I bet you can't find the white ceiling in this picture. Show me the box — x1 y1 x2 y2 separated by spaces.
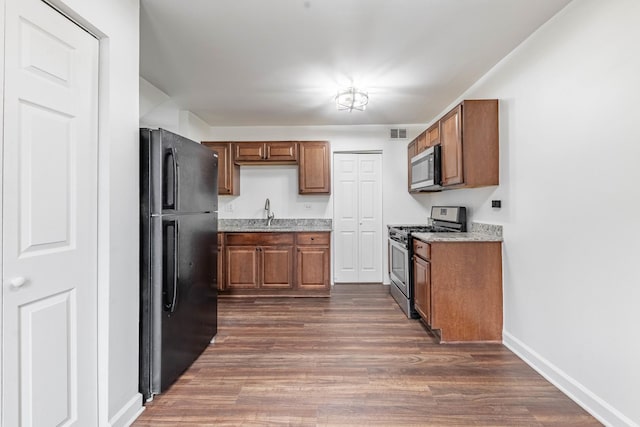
140 0 572 127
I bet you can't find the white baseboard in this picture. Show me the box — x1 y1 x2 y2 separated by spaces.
107 392 144 427
503 330 637 427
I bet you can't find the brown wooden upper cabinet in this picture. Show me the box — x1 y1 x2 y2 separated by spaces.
426 123 439 148
202 140 330 196
202 142 240 195
407 99 498 192
415 131 428 154
440 100 499 189
440 104 464 186
412 124 438 156
299 141 331 194
234 141 298 164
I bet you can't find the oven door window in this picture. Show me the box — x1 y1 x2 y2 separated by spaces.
390 244 407 284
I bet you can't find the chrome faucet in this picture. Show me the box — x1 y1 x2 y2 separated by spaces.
265 198 275 226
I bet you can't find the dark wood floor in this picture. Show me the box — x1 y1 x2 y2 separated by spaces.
133 284 600 426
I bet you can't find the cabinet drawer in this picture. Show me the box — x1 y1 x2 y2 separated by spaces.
296 232 330 246
225 232 294 246
413 239 430 260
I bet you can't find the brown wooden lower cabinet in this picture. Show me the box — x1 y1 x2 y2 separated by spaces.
220 231 330 297
296 232 330 291
412 253 430 324
413 238 502 343
261 246 295 289
225 245 261 289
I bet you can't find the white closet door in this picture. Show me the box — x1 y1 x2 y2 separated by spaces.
333 153 383 283
2 0 100 425
334 154 359 282
356 155 382 282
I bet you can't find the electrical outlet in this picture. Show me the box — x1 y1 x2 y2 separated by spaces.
304 203 312 210
225 203 234 212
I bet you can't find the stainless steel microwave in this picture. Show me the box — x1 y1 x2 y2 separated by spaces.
410 144 442 191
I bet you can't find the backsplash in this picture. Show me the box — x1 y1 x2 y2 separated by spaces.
470 222 503 238
219 218 332 228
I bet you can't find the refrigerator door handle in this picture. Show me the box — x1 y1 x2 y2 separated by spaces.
163 147 178 210
163 220 179 314
169 221 179 313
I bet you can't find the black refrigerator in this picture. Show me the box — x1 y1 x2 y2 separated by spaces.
139 128 218 401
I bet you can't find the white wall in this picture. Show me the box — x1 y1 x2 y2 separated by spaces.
140 77 211 143
179 110 211 143
425 0 640 425
42 0 142 425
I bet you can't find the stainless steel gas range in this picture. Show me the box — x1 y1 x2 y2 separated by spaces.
387 206 467 318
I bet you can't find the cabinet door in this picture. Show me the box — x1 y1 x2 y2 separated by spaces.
299 141 330 194
440 105 463 186
297 246 330 290
413 255 431 324
427 123 439 147
261 246 295 289
226 246 259 289
266 141 298 162
415 131 427 153
202 142 239 195
235 142 265 161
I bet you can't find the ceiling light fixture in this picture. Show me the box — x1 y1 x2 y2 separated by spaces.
335 87 369 112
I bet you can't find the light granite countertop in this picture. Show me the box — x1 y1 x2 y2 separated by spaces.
412 222 503 243
219 218 332 233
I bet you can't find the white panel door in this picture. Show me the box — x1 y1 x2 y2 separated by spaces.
333 153 382 283
2 0 99 426
357 156 382 282
334 155 359 282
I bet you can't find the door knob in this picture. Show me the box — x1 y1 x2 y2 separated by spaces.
9 276 27 288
